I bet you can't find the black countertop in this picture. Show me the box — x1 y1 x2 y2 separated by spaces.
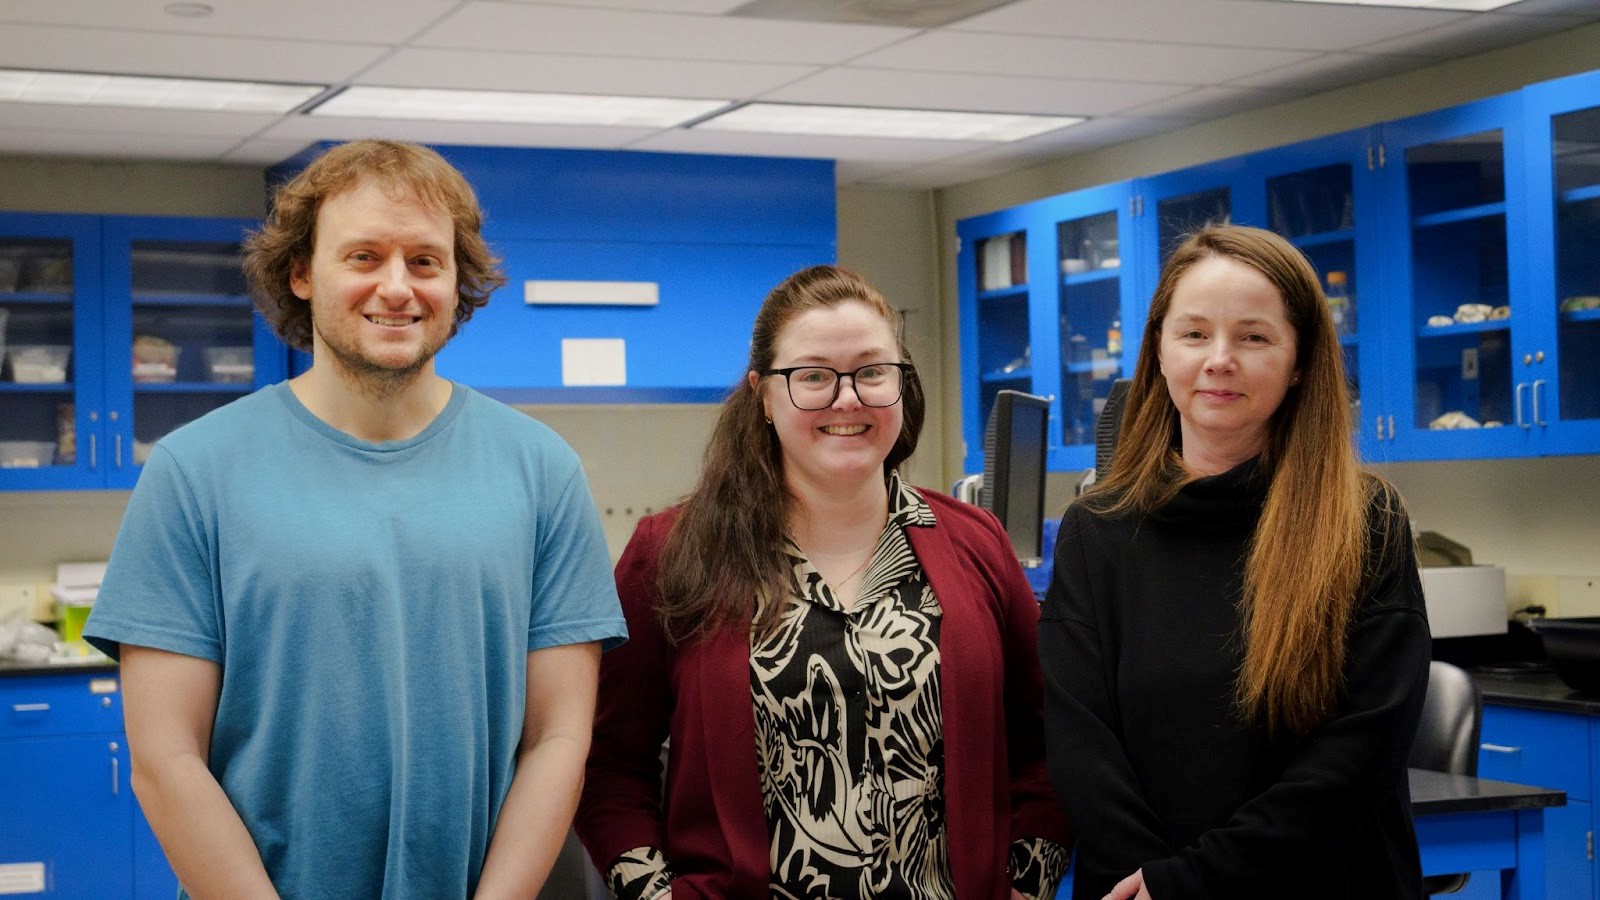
1474 669 1600 714
1409 767 1565 816
0 657 117 677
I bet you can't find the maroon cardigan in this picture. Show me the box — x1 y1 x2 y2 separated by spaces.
575 490 1072 899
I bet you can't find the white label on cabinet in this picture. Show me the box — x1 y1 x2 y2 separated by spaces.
525 280 658 307
89 678 118 694
0 862 46 894
561 339 627 386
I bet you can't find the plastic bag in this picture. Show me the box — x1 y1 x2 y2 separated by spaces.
0 611 59 662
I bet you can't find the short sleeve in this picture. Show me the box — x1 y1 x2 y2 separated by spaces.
527 463 627 652
83 444 222 663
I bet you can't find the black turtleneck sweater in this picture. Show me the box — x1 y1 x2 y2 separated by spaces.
1039 459 1429 900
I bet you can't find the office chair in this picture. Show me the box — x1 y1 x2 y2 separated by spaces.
1407 660 1483 895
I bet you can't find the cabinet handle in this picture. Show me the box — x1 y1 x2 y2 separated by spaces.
1480 743 1522 754
1515 382 1529 428
115 434 123 469
1386 415 1394 441
11 703 50 713
1532 379 1547 427
110 742 120 796
89 433 97 470
1374 415 1385 441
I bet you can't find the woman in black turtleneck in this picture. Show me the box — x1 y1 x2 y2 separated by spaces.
1040 225 1429 900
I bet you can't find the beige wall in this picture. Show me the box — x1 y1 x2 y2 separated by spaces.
0 156 264 218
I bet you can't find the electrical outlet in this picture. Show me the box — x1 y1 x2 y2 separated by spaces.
0 582 38 621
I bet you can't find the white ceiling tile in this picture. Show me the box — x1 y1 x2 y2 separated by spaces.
259 114 665 150
1115 85 1299 120
500 0 749 10
956 0 1469 50
850 31 1320 85
0 24 387 83
223 138 320 166
416 2 915 64
1226 50 1450 89
0 127 243 160
0 0 460 44
358 47 814 97
0 103 281 137
630 128 995 163
1355 11 1586 56
760 68 1192 117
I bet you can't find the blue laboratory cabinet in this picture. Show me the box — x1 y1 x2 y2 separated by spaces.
1478 703 1597 899
272 144 838 403
0 213 289 492
0 670 179 898
958 66 1600 472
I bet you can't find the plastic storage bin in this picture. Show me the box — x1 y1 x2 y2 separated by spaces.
132 335 178 383
0 440 56 468
7 345 70 383
203 346 254 384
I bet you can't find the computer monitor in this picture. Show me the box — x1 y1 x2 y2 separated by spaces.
979 389 1050 565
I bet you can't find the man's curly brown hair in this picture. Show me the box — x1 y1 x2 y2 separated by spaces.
243 140 507 352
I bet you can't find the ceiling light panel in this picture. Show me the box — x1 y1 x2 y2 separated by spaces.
310 86 727 128
694 102 1083 141
1265 0 1523 10
0 69 323 112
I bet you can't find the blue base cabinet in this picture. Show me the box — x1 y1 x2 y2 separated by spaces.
0 672 179 898
1479 703 1598 898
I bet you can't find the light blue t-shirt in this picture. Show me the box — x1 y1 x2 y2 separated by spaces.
85 381 626 899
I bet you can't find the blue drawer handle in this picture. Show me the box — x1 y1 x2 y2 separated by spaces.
1481 743 1522 755
11 703 50 713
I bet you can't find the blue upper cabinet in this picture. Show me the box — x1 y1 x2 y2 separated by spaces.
270 145 837 403
101 216 289 488
0 213 289 492
0 213 105 490
1372 93 1536 461
957 181 1139 474
960 68 1600 472
1523 69 1600 457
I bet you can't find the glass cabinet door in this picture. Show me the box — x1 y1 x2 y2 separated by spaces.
1056 210 1125 450
1404 131 1516 434
1379 92 1536 460
101 216 285 487
127 239 258 468
1265 161 1366 442
0 215 103 489
959 220 1033 473
1552 104 1600 427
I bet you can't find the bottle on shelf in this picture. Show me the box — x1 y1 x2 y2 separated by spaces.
1325 271 1352 336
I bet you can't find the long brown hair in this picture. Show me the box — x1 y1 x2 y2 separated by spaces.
1090 225 1380 735
243 139 506 352
656 265 924 643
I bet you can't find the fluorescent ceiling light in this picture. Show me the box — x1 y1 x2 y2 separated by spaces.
1266 0 1523 10
695 103 1083 142
310 86 727 128
0 69 323 113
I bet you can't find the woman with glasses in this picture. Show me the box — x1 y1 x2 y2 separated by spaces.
576 265 1072 900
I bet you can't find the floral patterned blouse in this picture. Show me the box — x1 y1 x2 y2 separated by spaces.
606 474 1069 900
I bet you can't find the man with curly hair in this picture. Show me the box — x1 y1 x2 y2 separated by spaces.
85 139 626 899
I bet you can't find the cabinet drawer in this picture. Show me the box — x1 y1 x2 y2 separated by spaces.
0 674 122 739
1478 704 1591 801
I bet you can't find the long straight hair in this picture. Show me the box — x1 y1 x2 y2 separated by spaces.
1090 225 1377 735
655 265 924 643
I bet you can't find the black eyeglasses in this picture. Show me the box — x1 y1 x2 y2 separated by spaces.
757 363 914 411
